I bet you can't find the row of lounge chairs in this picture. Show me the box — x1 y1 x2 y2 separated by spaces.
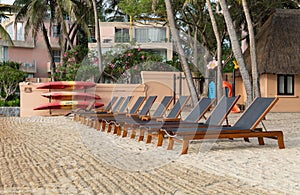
73 95 285 154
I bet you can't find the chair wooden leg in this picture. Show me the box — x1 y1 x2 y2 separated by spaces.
167 137 174 150
107 124 112 133
130 128 136 139
244 137 250 142
117 126 122 136
146 132 152 144
157 131 164 147
122 126 128 137
100 121 105 131
277 132 285 149
258 137 265 145
113 124 118 134
138 128 145 141
181 139 189 155
95 120 100 130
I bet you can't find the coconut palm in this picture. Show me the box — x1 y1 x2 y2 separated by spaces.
164 0 198 106
91 0 103 78
0 3 15 45
14 0 93 81
240 0 260 98
218 0 253 106
14 0 58 81
206 0 223 102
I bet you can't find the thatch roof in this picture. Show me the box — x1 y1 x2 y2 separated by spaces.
243 9 300 74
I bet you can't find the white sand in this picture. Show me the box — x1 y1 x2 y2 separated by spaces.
0 112 299 194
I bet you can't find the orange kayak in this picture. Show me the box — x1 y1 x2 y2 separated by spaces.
36 81 96 90
33 101 104 110
42 92 101 100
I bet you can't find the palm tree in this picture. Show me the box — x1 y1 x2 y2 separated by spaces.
165 0 198 106
91 0 103 79
206 0 223 102
14 0 57 81
0 3 15 45
218 0 253 106
241 0 260 98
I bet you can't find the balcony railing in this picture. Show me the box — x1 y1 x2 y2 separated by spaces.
20 62 36 73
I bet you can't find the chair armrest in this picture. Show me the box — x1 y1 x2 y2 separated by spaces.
156 118 181 122
126 113 139 117
140 115 151 121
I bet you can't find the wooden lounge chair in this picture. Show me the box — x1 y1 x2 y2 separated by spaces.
156 95 240 129
110 95 158 135
79 96 130 126
94 96 118 113
96 96 146 132
145 95 240 143
74 96 125 121
124 96 190 141
160 97 285 154
114 96 174 137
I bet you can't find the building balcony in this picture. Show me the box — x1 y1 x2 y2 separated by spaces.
12 40 35 48
20 61 37 73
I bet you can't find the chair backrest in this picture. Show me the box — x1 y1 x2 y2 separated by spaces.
139 96 157 116
104 96 118 112
85 100 96 111
111 96 125 113
152 96 173 117
166 96 190 118
128 96 146 114
233 97 278 130
184 97 215 122
204 95 240 125
118 96 133 113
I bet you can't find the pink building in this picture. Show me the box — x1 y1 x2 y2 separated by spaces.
0 15 60 79
0 15 173 80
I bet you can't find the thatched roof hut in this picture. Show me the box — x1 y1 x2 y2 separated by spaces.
243 9 300 74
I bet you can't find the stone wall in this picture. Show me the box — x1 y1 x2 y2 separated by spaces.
0 107 20 117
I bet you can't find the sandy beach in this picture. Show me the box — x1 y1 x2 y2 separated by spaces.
0 112 299 194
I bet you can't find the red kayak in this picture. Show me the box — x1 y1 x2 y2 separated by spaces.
42 92 101 100
33 101 104 110
36 81 96 90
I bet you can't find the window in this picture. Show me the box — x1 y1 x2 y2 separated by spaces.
53 50 61 63
135 28 166 43
52 25 60 37
6 23 14 40
0 46 8 62
16 22 24 41
115 28 129 43
277 74 294 95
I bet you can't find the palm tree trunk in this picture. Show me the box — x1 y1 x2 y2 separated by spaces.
242 0 261 98
206 0 223 102
219 0 253 106
42 23 55 81
92 0 103 81
165 0 198 106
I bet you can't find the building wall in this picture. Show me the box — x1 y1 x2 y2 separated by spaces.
90 22 173 61
235 74 300 112
3 16 60 78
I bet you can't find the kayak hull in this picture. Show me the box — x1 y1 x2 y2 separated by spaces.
33 101 104 110
41 92 101 100
36 81 96 90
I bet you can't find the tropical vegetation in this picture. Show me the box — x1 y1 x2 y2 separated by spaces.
2 0 299 107
0 61 27 106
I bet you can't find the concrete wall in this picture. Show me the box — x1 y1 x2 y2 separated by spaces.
0 107 20 117
19 71 191 117
19 82 147 117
